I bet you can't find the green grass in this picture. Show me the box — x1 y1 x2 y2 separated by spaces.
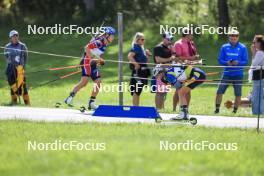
0 121 263 176
0 27 255 117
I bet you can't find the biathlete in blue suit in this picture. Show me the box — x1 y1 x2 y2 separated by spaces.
153 64 206 119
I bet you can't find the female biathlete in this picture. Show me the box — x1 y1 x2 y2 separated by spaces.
65 26 115 110
153 64 206 119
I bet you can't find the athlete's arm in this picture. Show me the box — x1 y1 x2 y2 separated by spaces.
155 56 175 63
128 52 140 70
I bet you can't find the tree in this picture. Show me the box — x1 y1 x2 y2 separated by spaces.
217 0 229 28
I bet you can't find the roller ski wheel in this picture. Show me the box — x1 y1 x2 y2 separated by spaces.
80 106 87 113
55 102 62 108
155 114 163 123
189 117 197 125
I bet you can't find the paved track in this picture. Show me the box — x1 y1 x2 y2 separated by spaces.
0 106 263 129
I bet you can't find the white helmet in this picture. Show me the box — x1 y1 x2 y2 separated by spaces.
153 64 165 77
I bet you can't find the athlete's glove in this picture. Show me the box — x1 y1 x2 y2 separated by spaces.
224 100 233 109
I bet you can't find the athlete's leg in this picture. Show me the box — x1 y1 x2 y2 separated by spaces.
178 86 191 119
73 76 89 93
88 66 102 110
173 90 179 111
91 78 101 97
187 91 191 106
65 76 88 104
87 78 101 110
178 87 191 106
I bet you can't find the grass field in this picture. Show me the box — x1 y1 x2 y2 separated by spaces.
0 121 263 176
0 27 255 117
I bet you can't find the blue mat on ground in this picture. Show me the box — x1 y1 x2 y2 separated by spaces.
92 105 160 119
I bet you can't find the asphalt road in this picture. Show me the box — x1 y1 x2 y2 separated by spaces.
0 106 263 129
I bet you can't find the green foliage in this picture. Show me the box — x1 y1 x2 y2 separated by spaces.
0 0 263 37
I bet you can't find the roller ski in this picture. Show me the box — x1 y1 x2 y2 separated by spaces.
55 102 75 108
169 116 197 125
79 100 97 113
55 92 83 110
55 101 88 115
156 111 197 125
156 116 197 125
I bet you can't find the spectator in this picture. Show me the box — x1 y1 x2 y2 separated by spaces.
173 28 200 111
250 35 264 114
128 32 151 106
4 30 30 105
152 32 176 109
214 29 248 114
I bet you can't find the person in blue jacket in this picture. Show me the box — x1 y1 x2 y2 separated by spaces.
214 29 248 114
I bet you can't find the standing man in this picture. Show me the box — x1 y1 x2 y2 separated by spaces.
173 28 200 111
152 32 177 109
214 30 248 114
4 30 30 105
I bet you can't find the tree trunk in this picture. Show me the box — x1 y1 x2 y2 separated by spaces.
218 0 229 27
83 0 95 12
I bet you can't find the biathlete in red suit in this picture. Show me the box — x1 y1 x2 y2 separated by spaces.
65 26 115 110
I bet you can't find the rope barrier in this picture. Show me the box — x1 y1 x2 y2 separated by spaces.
1 46 262 69
123 76 251 86
0 46 255 87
